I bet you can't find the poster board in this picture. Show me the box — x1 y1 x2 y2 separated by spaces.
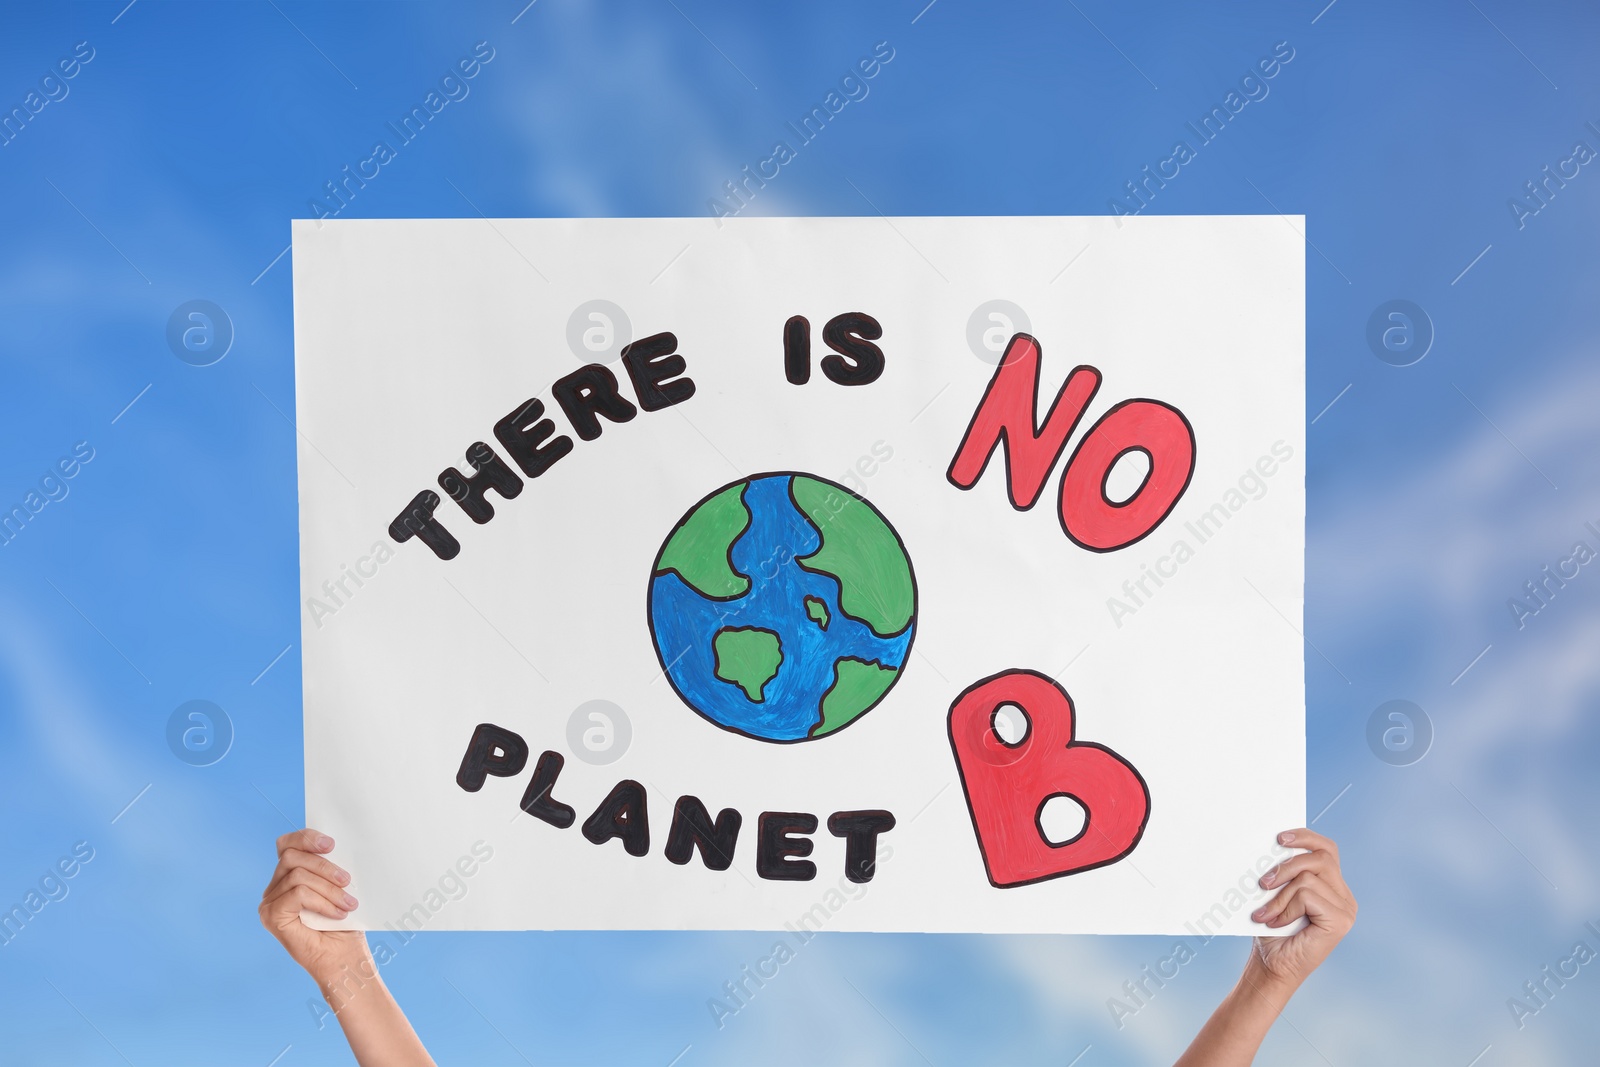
292 215 1304 936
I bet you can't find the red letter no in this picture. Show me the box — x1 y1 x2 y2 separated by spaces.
946 333 1195 551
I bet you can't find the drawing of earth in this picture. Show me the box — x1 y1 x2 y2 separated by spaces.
647 472 917 743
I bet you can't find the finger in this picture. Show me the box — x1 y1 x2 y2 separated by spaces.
1259 849 1336 891
263 882 350 925
1276 828 1338 865
263 850 349 900
1275 829 1354 907
276 828 335 858
1262 883 1345 932
1252 870 1323 925
1255 870 1354 931
268 867 359 917
264 848 351 898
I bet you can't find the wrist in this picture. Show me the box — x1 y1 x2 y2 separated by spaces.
309 945 380 1000
1239 948 1302 1005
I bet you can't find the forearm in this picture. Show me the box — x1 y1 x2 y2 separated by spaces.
1173 956 1298 1067
315 954 437 1067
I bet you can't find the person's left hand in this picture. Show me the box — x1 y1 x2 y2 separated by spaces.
1248 828 1356 989
259 828 368 985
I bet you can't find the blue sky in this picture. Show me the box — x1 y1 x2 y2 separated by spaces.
2 0 1599 1063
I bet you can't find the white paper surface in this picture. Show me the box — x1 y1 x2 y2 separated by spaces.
292 215 1304 936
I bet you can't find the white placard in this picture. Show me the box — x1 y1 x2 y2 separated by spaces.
293 215 1303 936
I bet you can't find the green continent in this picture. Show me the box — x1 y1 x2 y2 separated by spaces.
713 626 783 702
805 595 830 630
655 483 751 599
792 475 914 637
812 658 899 737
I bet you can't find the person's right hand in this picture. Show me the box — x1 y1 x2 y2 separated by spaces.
259 828 368 982
1248 828 1357 990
